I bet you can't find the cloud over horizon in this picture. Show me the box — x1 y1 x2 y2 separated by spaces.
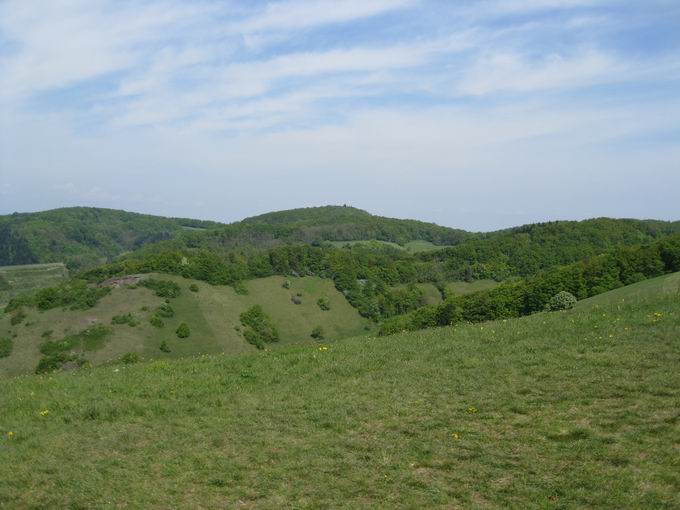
1 0 679 230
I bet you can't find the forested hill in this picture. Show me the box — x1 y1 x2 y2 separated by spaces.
0 207 220 269
0 205 472 269
422 217 680 280
236 205 472 246
2 206 680 276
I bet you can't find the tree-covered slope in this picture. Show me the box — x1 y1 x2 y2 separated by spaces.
181 205 473 250
421 217 680 280
0 207 220 269
1 284 678 508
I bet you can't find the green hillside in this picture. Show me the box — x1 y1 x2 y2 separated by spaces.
0 207 220 270
1 280 678 508
0 275 370 378
575 270 680 309
0 263 69 306
422 217 680 280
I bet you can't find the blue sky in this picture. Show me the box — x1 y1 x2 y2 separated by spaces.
1 0 679 230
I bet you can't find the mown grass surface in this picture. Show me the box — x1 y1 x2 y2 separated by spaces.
0 263 68 306
0 275 370 377
1 289 679 508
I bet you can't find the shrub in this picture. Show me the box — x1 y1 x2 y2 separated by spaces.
39 325 111 356
6 280 110 312
159 340 171 353
189 283 199 292
35 352 83 374
282 280 291 289
546 291 577 312
140 279 181 298
0 337 12 358
311 326 325 340
316 298 331 311
120 352 140 364
291 295 302 305
233 281 249 295
240 305 279 349
176 323 191 338
111 313 138 326
150 315 164 328
156 303 175 318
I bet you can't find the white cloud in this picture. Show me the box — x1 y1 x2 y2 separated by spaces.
456 51 623 96
239 0 417 32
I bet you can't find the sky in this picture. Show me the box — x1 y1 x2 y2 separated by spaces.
1 0 679 231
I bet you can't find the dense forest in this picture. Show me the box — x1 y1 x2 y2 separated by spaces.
0 206 471 269
0 207 220 269
380 233 680 334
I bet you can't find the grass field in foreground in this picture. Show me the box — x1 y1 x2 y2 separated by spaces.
0 263 68 306
1 287 679 508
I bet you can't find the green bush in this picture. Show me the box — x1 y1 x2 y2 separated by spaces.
311 326 325 340
189 283 199 292
35 352 83 374
120 352 140 364
159 340 171 352
156 303 175 318
6 280 110 312
233 281 249 295
40 325 111 356
150 315 164 328
0 337 13 358
546 291 577 311
140 279 181 298
176 323 191 338
240 305 279 349
316 298 331 311
111 313 139 326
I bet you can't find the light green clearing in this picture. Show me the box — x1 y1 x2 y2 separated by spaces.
327 239 447 253
446 279 499 296
0 263 69 306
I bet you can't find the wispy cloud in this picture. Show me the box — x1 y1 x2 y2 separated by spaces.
239 0 417 32
1 0 679 227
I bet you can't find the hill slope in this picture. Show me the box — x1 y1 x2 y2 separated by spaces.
1 284 678 508
0 207 220 269
0 274 370 377
575 270 680 309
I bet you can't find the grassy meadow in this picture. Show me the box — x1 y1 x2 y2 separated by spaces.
0 274 371 378
327 239 447 253
0 263 68 306
446 279 499 296
1 282 679 508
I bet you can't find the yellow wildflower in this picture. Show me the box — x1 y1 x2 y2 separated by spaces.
451 432 460 441
7 431 14 439
39 410 49 417
466 406 478 414
318 345 329 352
